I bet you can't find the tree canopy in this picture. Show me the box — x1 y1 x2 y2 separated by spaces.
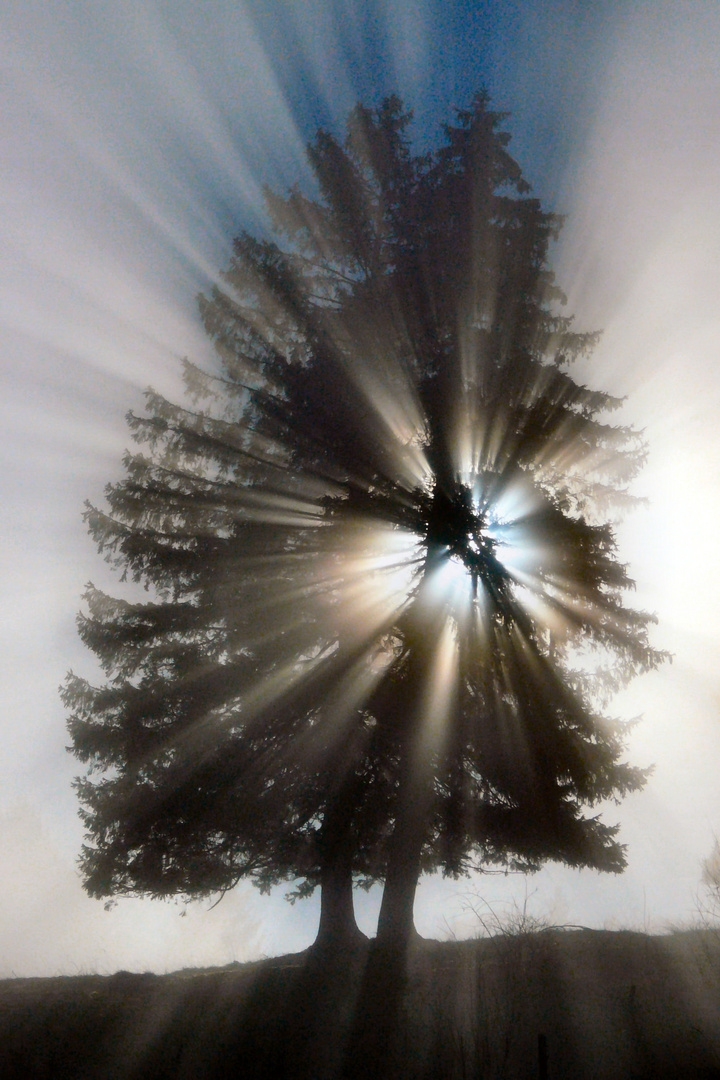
64 92 666 947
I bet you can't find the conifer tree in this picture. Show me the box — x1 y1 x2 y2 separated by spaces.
64 93 665 949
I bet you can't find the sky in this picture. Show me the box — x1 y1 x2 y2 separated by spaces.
1 0 720 976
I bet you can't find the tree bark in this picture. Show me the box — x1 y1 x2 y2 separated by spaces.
315 853 366 948
342 792 425 1080
375 781 427 949
375 544 447 950
313 784 367 950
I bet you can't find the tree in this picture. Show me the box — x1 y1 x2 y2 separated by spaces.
699 838 720 924
64 93 665 952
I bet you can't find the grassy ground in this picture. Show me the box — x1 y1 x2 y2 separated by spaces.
1 928 719 1078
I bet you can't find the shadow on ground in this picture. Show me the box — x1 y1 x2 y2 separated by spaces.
2 928 720 1078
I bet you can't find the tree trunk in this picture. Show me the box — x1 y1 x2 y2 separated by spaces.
313 783 367 950
375 840 422 946
375 782 427 949
342 793 425 1080
315 852 366 948
375 624 440 949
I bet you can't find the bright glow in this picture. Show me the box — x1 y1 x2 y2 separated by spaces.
427 550 473 601
337 524 424 615
413 616 458 766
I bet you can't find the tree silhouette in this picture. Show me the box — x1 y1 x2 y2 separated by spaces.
64 93 665 952
700 838 720 922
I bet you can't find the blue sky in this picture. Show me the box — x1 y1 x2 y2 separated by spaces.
2 0 720 975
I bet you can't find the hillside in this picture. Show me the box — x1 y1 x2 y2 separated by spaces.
1 928 719 1078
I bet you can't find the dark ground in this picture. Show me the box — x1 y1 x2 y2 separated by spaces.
1 928 719 1079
